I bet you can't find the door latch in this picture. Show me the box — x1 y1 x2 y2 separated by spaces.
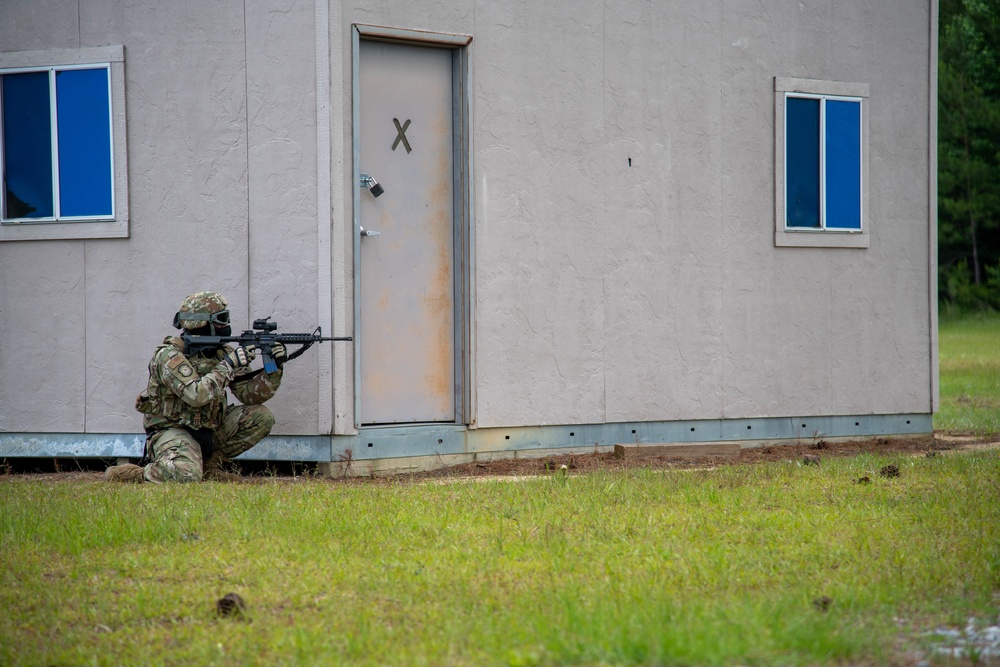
360 226 381 237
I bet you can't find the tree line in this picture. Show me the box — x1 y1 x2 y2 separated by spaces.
939 0 1000 311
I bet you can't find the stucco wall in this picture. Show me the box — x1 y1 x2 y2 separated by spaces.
0 0 328 435
0 0 935 437
714 1 934 422
461 0 933 427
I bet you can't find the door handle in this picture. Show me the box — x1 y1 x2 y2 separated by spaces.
360 226 381 237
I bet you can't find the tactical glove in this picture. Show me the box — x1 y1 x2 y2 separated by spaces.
271 342 287 363
224 346 255 369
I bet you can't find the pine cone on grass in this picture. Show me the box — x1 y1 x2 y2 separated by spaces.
879 464 900 478
216 593 247 618
812 596 833 612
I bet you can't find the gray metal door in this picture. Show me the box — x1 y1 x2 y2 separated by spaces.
358 40 455 425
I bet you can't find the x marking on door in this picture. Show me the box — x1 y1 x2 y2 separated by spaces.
392 118 412 153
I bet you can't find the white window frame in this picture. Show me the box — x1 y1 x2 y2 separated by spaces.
0 45 127 241
774 77 869 249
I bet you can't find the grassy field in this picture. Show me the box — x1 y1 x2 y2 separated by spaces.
936 312 1000 434
1 450 998 666
0 318 997 665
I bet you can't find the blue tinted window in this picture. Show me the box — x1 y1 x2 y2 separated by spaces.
1 71 54 218
824 99 861 230
56 68 113 217
1 65 114 222
785 96 820 228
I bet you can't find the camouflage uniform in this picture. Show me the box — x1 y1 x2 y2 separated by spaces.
130 292 282 483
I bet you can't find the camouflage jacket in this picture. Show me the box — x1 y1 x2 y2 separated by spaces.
135 336 282 432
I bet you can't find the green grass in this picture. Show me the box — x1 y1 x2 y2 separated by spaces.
1 452 998 666
0 315 996 665
937 312 1000 433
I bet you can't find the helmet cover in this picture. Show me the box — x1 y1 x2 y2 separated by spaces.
174 291 229 330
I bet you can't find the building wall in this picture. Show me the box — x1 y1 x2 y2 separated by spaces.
457 0 932 427
0 0 328 436
0 0 935 439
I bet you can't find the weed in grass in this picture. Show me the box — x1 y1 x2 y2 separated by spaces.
336 447 355 477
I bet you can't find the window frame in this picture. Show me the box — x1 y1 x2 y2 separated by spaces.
774 77 869 249
0 45 127 241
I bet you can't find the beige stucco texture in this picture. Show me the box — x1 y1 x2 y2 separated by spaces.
0 0 935 437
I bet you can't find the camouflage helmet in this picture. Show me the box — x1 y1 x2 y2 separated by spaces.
173 291 230 330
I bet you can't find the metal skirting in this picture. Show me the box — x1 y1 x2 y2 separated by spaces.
0 432 145 459
0 413 932 462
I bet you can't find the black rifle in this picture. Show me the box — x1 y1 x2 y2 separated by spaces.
182 317 352 373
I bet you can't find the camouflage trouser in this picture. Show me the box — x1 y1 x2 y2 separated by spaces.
142 404 275 483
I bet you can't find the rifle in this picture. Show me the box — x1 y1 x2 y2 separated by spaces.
182 317 352 373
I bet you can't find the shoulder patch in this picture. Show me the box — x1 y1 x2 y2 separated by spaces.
163 352 197 384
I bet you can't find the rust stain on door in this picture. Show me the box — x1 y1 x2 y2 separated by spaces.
418 113 455 408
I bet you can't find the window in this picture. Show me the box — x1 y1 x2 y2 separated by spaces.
2 66 113 220
0 46 127 241
774 77 869 249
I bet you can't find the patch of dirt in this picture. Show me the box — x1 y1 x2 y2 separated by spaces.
407 434 999 482
2 433 997 484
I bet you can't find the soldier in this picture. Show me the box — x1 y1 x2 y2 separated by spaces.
104 291 285 483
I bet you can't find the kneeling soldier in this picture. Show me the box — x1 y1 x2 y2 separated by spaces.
105 291 284 483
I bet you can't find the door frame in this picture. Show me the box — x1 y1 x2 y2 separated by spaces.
351 24 475 428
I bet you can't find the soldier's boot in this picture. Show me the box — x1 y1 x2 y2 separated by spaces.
202 453 242 482
103 463 145 483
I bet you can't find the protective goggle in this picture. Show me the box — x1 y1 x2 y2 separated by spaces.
173 310 231 329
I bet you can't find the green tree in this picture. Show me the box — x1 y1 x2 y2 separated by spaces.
938 0 1000 309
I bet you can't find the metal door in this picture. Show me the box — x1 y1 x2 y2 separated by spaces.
357 40 456 425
